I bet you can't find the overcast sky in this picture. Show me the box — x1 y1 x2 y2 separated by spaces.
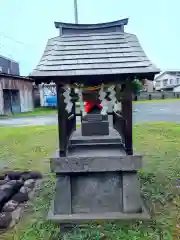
0 0 179 75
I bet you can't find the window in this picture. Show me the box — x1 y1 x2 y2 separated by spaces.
163 79 168 86
156 81 160 87
169 79 173 85
0 66 2 72
177 78 180 85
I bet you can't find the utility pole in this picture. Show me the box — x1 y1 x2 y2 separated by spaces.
74 0 78 24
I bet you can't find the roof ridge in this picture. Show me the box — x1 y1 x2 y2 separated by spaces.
54 19 129 30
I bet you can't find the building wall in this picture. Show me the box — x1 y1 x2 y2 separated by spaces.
143 79 154 92
0 77 33 115
155 72 180 90
20 88 33 112
39 84 46 106
173 85 180 92
0 56 20 75
0 87 3 115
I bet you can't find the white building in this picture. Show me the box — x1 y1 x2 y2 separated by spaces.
155 70 180 91
173 85 180 93
143 79 154 92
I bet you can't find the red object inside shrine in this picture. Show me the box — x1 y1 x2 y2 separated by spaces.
84 101 103 113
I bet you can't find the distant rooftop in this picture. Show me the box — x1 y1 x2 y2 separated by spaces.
0 54 18 64
155 70 180 80
0 73 33 81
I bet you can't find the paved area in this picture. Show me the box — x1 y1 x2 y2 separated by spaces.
0 115 58 127
133 101 180 123
0 101 180 127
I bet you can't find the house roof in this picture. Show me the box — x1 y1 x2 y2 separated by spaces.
0 55 19 64
0 73 33 82
155 70 180 81
30 19 160 81
173 84 180 89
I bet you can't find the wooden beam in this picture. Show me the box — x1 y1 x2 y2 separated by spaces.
33 72 156 85
121 82 133 155
56 83 68 157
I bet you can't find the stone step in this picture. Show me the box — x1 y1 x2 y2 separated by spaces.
70 141 123 148
71 129 122 145
71 137 122 145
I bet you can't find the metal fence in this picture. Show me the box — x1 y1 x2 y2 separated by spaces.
134 92 180 101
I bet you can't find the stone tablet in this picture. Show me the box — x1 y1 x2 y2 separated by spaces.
81 113 109 136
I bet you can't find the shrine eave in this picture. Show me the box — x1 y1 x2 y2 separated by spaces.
54 18 129 30
30 71 159 85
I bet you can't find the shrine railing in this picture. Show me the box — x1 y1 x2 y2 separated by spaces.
113 111 126 145
66 103 76 145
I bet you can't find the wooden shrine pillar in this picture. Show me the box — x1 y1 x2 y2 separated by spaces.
121 82 133 155
70 88 76 132
56 83 68 157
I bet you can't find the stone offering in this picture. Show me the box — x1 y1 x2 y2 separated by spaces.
0 179 9 185
20 186 31 194
24 179 36 189
7 171 23 180
2 200 19 212
21 171 43 181
0 170 42 230
0 212 12 229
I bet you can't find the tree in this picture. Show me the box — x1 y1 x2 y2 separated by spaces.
132 78 143 94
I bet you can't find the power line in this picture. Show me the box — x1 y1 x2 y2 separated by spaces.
0 32 37 49
0 32 25 45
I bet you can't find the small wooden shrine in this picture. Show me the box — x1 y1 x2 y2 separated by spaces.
30 18 160 226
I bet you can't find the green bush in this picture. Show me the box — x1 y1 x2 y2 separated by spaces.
132 79 143 94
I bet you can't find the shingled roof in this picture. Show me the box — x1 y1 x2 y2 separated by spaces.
30 19 160 80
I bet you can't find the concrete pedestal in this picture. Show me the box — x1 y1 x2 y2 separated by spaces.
48 128 149 226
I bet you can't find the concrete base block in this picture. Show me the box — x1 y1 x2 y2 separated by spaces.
81 120 109 136
54 176 71 215
48 200 150 223
122 173 142 213
48 170 150 223
48 126 149 225
71 173 122 214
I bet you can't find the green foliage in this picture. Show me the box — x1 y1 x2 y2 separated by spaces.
132 79 143 94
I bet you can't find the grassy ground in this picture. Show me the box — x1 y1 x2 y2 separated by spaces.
5 107 57 117
0 123 180 239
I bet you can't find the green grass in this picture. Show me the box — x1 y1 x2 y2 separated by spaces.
6 107 57 117
3 106 80 117
0 123 180 239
